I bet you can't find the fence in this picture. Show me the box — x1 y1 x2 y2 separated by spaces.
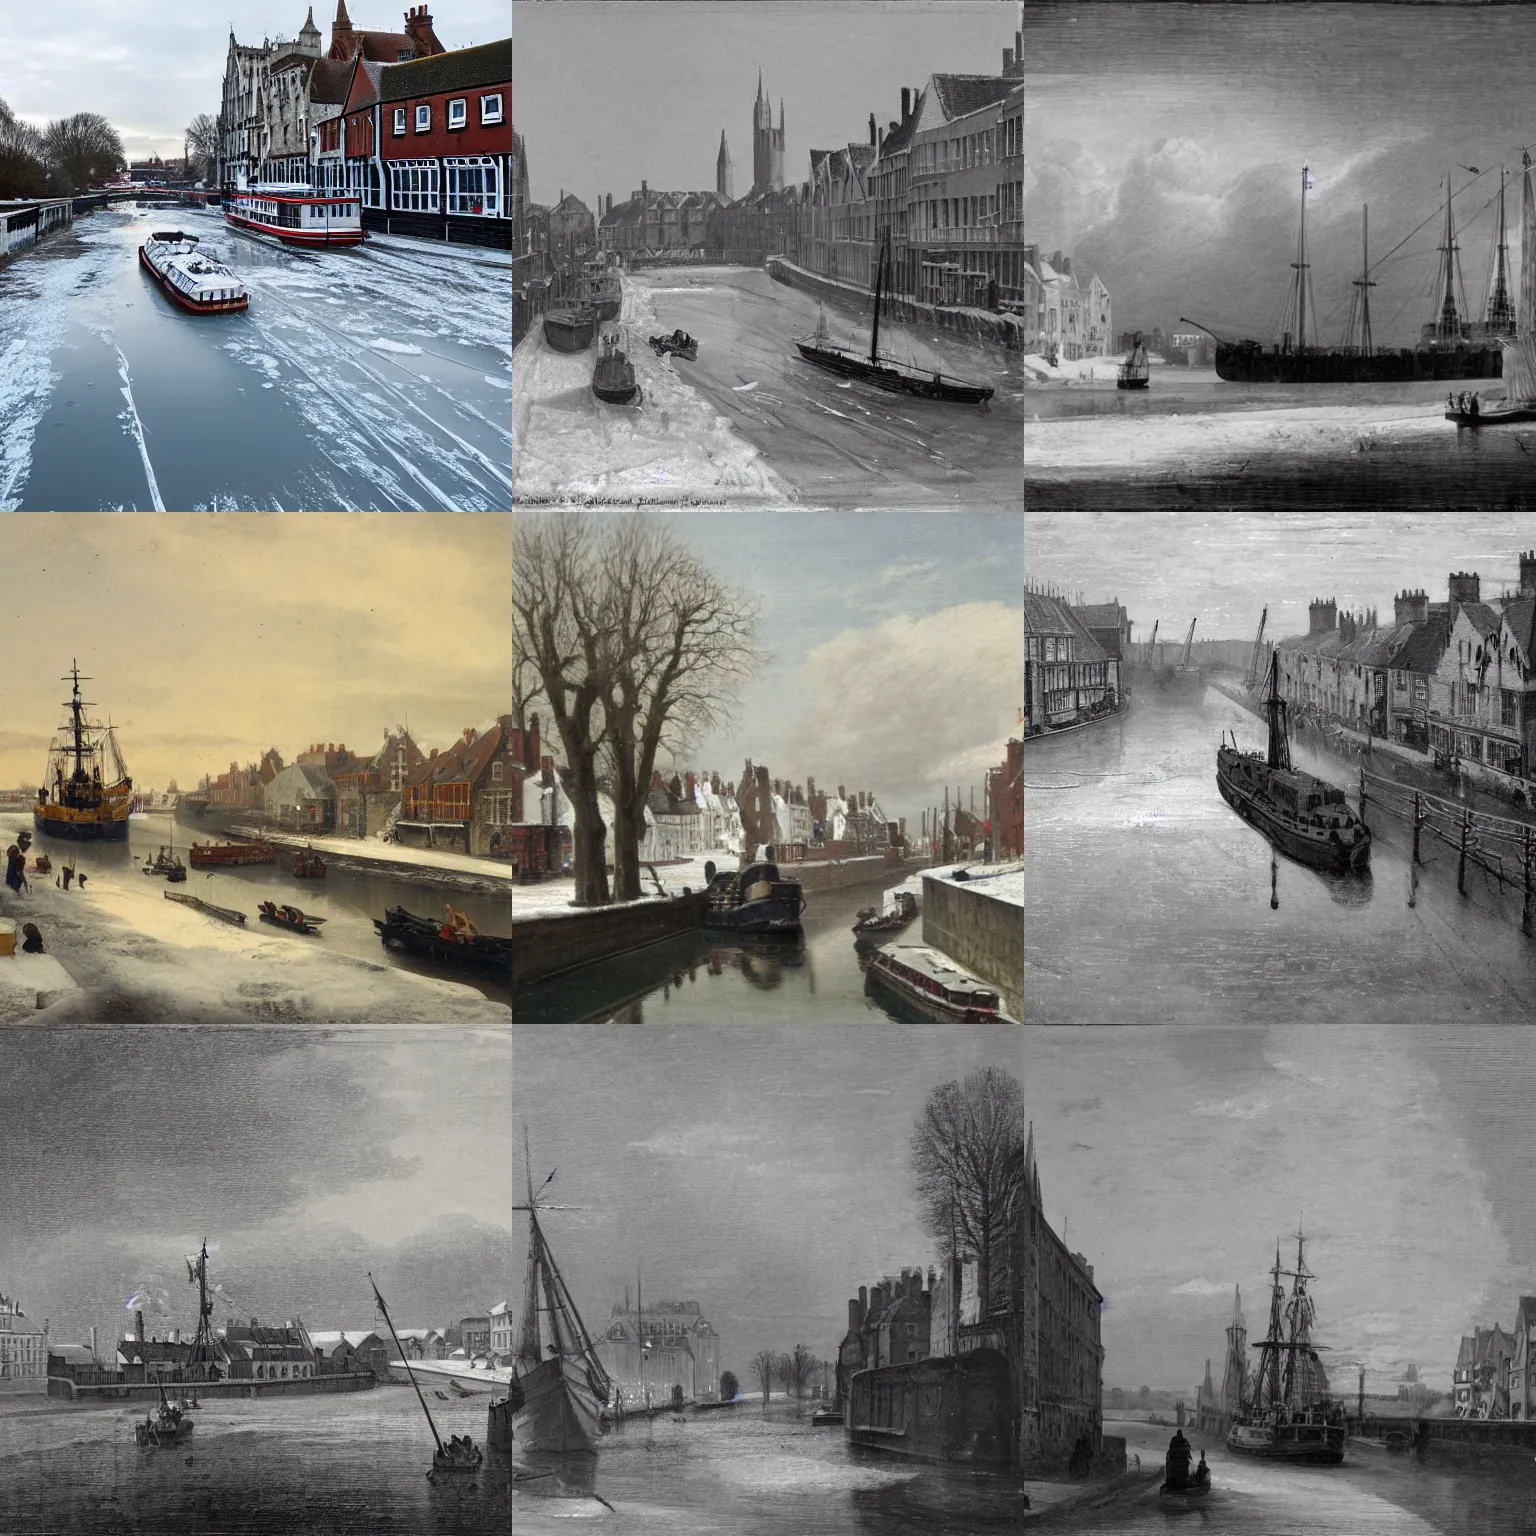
0 200 71 257
1358 767 1536 933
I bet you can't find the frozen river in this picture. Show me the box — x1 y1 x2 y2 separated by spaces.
0 200 512 510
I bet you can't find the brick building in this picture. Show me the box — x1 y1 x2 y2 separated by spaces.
836 1266 937 1406
988 738 1023 860
398 716 514 856
1024 590 1119 735
330 727 425 839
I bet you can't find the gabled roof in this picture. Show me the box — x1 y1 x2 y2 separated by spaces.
927 73 1016 122
308 56 355 104
378 39 510 104
1503 596 1536 664
1390 614 1452 676
1073 602 1125 631
1023 590 1076 638
1456 600 1502 639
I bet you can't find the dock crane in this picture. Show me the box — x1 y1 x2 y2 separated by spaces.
1246 607 1268 690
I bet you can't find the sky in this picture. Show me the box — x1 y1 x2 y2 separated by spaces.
1028 1026 1536 1404
512 0 1020 209
0 0 509 161
516 511 1023 835
4 1027 511 1354
0 514 510 794
1026 510 1536 642
1027 2 1536 345
511 1024 1018 1380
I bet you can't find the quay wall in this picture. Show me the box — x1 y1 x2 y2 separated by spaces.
513 891 710 989
0 199 72 261
1359 1415 1536 1459
794 854 913 894
921 875 1022 1021
765 255 1024 351
228 824 510 896
47 1371 378 1403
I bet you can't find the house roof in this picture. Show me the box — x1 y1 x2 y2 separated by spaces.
1024 592 1107 661
1458 600 1502 639
1390 614 1452 676
878 98 922 159
927 73 1016 122
308 57 356 104
378 39 510 104
1073 602 1125 631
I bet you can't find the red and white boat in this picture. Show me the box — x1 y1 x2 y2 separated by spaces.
138 232 248 314
225 185 364 249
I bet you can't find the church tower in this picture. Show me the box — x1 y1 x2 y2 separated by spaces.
751 71 785 194
297 5 323 56
716 129 733 201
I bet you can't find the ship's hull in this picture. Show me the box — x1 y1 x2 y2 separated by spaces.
702 898 803 934
1226 1420 1345 1463
34 801 130 841
544 309 596 352
138 246 248 314
1117 376 1149 390
488 1396 511 1455
1216 749 1371 872
794 343 994 404
510 1356 605 1455
1448 405 1536 426
188 843 276 867
1215 340 1502 384
223 208 364 247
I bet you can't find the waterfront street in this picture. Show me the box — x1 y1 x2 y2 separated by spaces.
1024 684 1536 1024
0 201 513 511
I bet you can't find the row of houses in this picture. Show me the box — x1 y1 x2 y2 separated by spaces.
219 3 512 247
193 715 516 858
1023 589 1131 736
1272 555 1536 795
1452 1301 1536 1419
1023 247 1114 361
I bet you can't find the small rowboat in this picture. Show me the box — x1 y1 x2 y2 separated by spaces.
257 900 325 935
1160 1470 1212 1500
293 848 326 879
852 889 917 936
165 890 247 926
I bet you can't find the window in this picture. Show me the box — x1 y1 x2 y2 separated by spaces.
448 97 467 129
480 92 504 125
388 158 440 212
415 103 430 133
445 156 501 216
393 107 406 136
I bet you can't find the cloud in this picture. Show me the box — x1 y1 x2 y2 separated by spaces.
1170 1278 1232 1298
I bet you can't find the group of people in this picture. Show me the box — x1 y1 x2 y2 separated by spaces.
439 904 479 941
441 1432 480 1463
1449 390 1482 416
1164 1428 1211 1490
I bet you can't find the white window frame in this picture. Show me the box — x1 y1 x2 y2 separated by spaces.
393 107 407 136
387 158 440 213
447 97 467 130
444 156 501 217
415 103 431 133
480 93 503 126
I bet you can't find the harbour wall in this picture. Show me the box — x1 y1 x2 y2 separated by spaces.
228 825 511 897
1359 1415 1536 1459
790 853 915 894
513 891 710 990
47 1371 379 1403
921 874 1023 1021
765 255 1024 352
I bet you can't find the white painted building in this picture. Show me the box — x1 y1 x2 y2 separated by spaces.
0 1295 47 1387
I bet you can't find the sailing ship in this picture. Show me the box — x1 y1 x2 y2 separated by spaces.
369 1275 483 1479
1226 1230 1345 1464
511 1133 611 1455
1117 332 1150 390
35 662 133 841
1216 652 1371 873
138 232 249 314
1184 164 1506 383
794 229 995 404
1450 150 1536 425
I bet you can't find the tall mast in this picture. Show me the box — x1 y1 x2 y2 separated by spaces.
1265 652 1291 772
638 1263 647 1408
1438 169 1462 342
1489 165 1514 333
187 1239 216 1368
1292 166 1311 353
870 230 887 365
369 1273 446 1456
1353 205 1374 356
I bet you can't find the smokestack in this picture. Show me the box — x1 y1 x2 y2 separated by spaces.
135 1311 144 1342
869 112 876 148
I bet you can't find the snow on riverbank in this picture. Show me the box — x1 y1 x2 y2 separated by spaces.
513 854 724 919
230 826 513 893
512 277 796 502
1027 399 1452 474
1022 352 1131 384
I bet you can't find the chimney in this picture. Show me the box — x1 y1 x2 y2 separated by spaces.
686 771 696 799
1308 598 1338 637
403 5 435 53
848 1298 860 1332
1395 588 1429 626
135 1311 144 1342
527 712 541 772
901 87 910 122
1523 551 1536 598
1448 570 1481 608
858 1285 867 1324
877 128 884 151
1003 46 1014 70
642 178 648 198
650 769 664 790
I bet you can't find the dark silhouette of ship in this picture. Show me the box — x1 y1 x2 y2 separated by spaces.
1184 164 1511 383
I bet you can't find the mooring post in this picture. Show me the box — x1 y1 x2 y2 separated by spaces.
1412 791 1422 865
1524 828 1533 937
1458 807 1471 896
1358 767 1367 832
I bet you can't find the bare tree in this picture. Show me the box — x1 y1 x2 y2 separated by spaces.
597 520 762 902
184 113 220 185
789 1342 816 1399
513 651 545 734
512 515 615 905
749 1349 776 1405
910 1066 1029 1323
0 99 46 199
42 113 124 194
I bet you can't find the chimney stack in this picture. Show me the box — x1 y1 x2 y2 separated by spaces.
901 87 910 121
135 1311 144 1342
869 112 876 148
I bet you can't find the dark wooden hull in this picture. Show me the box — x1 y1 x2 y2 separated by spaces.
1117 376 1149 390
1216 751 1371 872
1226 1420 1344 1463
374 907 511 972
544 309 596 352
258 909 322 935
1447 406 1536 426
794 342 993 404
34 809 129 841
1216 339 1501 383
592 354 639 405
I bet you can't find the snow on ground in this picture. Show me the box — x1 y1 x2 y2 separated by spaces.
925 860 1025 907
1026 400 1454 473
229 826 513 889
1022 351 1131 384
0 817 505 1024
512 275 796 501
513 854 727 920
0 951 79 1022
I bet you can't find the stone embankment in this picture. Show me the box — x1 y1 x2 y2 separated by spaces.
921 863 1023 1020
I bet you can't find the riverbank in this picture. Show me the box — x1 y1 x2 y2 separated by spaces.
227 825 512 899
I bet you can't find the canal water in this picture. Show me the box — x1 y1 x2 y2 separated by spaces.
1024 686 1536 1024
0 1385 507 1535
0 200 512 511
23 812 509 1007
513 872 979 1023
629 268 1025 508
513 1401 1022 1534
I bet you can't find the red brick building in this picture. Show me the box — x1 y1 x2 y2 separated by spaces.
398 716 514 856
989 739 1023 860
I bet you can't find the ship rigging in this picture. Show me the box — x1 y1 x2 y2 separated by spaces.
35 661 133 842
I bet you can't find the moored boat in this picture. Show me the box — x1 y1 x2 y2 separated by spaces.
1117 332 1150 390
865 944 1002 1022
257 901 326 935
225 185 364 248
583 259 622 321
35 662 132 842
702 861 805 934
544 305 596 353
373 905 511 973
591 332 640 405
141 845 187 882
164 890 247 926
138 232 249 314
135 1382 194 1448
1216 653 1371 873
292 847 326 879
852 889 917 936
189 840 277 868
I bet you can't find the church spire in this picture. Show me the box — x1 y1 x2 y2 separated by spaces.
779 97 784 131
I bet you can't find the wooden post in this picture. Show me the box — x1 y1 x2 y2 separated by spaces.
1458 807 1471 896
1525 828 1533 938
1358 767 1368 832
1412 792 1422 866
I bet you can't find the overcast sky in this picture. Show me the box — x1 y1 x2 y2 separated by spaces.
512 1024 1017 1380
1 0 509 161
1027 2 1536 345
0 514 510 793
1027 510 1536 642
1030 1026 1536 1402
512 0 1019 209
6 1027 510 1353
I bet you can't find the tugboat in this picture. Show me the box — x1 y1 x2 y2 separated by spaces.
257 901 326 935
225 185 364 248
591 331 640 405
794 229 994 405
142 843 187 882
702 860 805 935
543 303 597 353
1216 653 1371 872
1226 1229 1346 1465
35 661 133 842
292 847 326 879
1117 331 1150 390
138 232 249 314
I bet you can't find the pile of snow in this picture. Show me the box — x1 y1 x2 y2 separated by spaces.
925 860 1024 908
513 278 796 502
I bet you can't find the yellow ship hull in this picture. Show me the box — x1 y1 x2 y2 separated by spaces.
34 791 132 841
